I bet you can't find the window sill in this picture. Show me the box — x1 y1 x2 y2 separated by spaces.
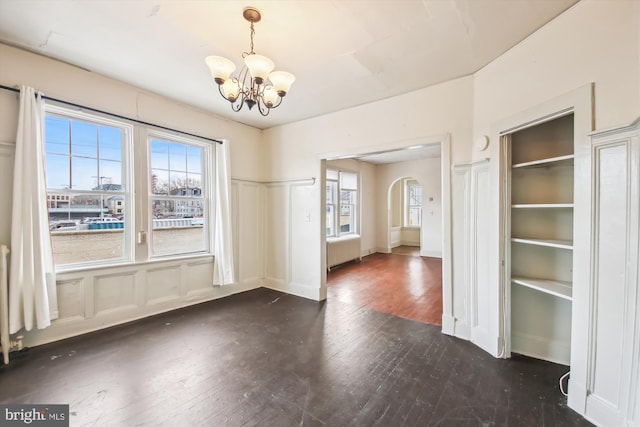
327 234 361 243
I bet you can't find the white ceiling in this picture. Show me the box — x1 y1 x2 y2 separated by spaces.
351 144 442 165
0 0 577 130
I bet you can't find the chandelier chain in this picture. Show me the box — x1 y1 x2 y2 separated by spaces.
249 22 255 55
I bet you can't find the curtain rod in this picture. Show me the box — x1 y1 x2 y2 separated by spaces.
0 84 223 144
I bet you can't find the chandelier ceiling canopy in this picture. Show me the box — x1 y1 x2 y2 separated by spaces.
205 7 295 116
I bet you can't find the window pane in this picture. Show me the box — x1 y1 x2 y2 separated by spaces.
151 140 169 169
409 184 422 206
71 156 98 190
45 116 70 155
151 198 206 256
99 126 122 161
409 207 421 226
169 143 187 172
46 154 70 189
99 159 122 189
340 204 353 233
341 190 355 204
326 204 334 236
151 169 169 195
187 146 202 173
326 181 337 204
71 121 97 158
48 194 124 265
187 173 201 193
169 171 188 194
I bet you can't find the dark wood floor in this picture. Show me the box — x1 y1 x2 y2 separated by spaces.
328 247 443 326
0 288 590 426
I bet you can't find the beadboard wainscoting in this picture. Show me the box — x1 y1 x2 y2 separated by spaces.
262 178 324 301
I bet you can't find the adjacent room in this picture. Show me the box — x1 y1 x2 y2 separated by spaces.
0 1 638 426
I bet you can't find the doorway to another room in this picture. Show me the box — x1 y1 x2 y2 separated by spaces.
323 143 446 327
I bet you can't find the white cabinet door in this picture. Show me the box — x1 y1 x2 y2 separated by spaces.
469 160 494 353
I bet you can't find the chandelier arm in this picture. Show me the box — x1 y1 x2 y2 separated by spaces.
230 94 245 112
217 84 231 102
256 98 271 116
268 96 284 110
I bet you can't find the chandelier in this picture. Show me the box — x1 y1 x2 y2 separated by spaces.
205 7 295 116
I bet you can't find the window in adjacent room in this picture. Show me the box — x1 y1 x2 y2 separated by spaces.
326 169 358 236
405 180 422 227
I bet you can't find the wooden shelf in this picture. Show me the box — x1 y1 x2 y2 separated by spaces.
511 237 573 250
512 203 573 209
512 154 574 169
512 276 572 300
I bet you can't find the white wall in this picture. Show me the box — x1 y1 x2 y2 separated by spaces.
263 76 472 297
0 43 266 347
473 0 640 147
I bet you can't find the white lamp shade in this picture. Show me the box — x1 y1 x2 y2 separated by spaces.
221 79 240 100
268 71 295 95
262 87 279 107
244 54 274 83
205 56 236 83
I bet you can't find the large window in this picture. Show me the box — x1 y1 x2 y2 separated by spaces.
149 136 210 257
43 106 214 269
45 108 131 266
326 170 358 236
405 180 422 227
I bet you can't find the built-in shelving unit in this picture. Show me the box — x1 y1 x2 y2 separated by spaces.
511 203 573 209
511 276 572 300
508 113 575 364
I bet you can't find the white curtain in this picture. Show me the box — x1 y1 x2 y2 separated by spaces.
9 85 58 334
212 140 235 285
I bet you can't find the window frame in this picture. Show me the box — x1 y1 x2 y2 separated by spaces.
326 169 358 237
404 180 422 228
43 104 218 272
325 179 338 237
44 104 135 270
147 130 215 259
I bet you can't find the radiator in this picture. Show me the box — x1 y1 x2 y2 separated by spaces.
327 235 361 270
1 245 9 364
